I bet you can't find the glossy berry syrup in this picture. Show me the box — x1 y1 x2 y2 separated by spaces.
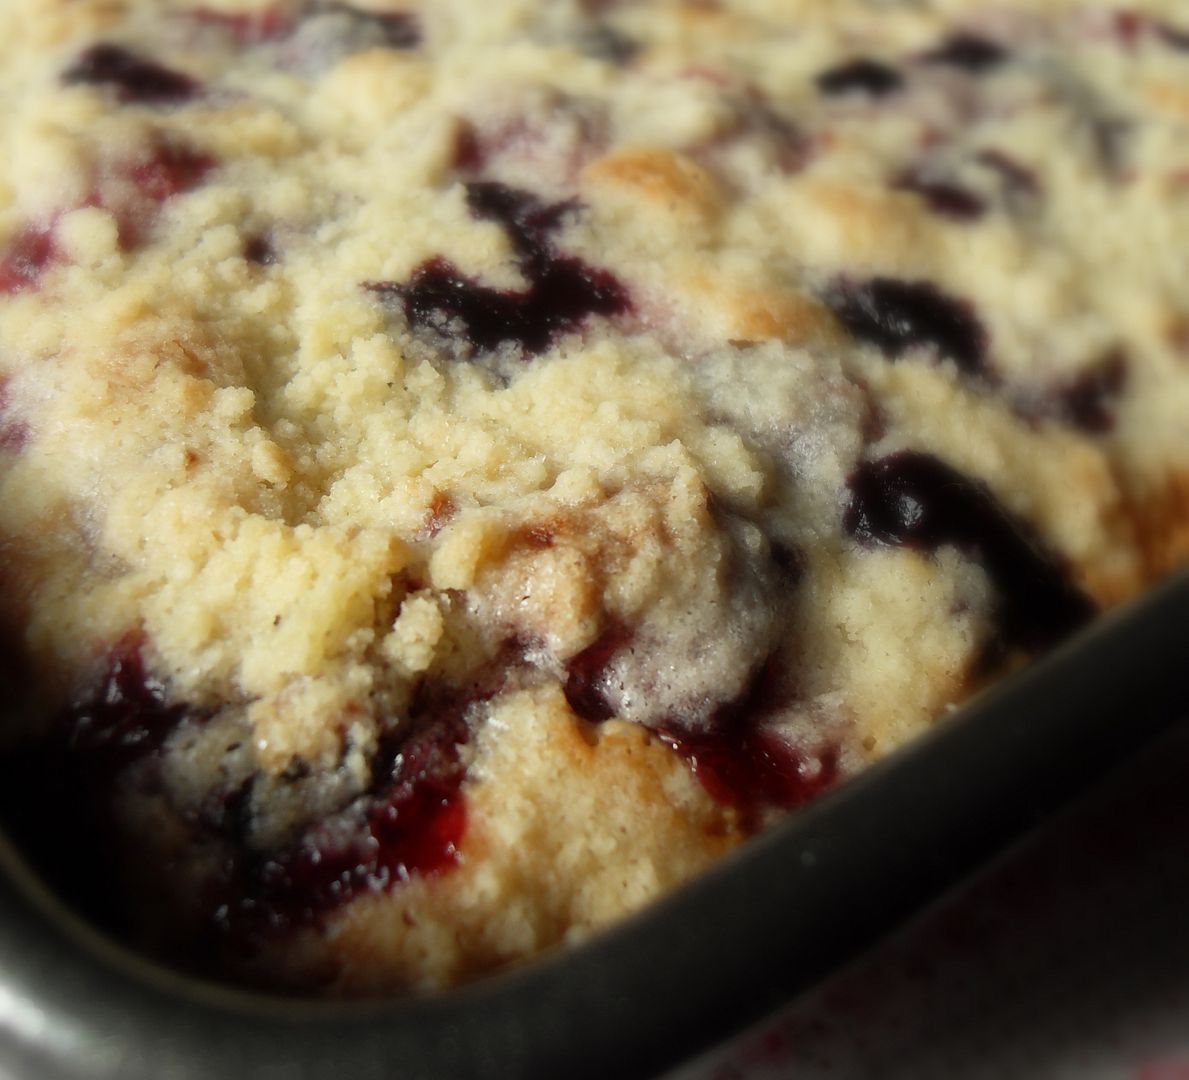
0 634 470 969
657 724 838 831
563 624 631 724
657 654 837 829
826 277 988 378
61 44 199 104
366 182 628 356
62 638 190 770
845 451 1096 652
566 625 837 829
215 713 468 939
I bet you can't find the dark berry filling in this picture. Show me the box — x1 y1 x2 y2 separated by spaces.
212 712 468 940
565 618 831 827
564 625 633 724
62 638 190 772
0 637 191 934
656 654 836 829
213 661 513 945
816 59 904 97
1022 351 1128 434
0 634 473 974
366 182 628 356
893 172 987 221
975 150 1040 200
112 141 216 249
243 234 277 266
769 539 807 587
0 140 214 282
452 122 486 174
1057 352 1129 433
126 142 215 203
61 44 199 104
920 34 1009 73
844 451 1096 652
1112 11 1145 48
0 225 57 295
825 277 989 378
1157 21 1189 50
657 724 837 829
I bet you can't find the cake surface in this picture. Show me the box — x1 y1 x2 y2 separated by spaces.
0 0 1186 992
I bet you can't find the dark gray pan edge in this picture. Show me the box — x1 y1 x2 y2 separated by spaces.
0 571 1186 1080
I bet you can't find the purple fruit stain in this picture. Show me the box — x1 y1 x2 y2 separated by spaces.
844 451 1096 651
218 713 468 937
1061 353 1127 432
921 34 1008 73
62 43 199 104
0 225 57 295
565 588 827 828
113 141 216 249
0 632 471 967
817 59 904 97
64 636 190 772
657 653 836 829
366 182 628 355
894 171 986 220
127 142 215 203
243 234 277 266
826 277 989 377
1023 351 1128 434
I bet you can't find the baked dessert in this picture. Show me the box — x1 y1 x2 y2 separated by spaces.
0 0 1186 993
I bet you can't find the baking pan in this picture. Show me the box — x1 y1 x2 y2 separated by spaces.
0 570 1186 1080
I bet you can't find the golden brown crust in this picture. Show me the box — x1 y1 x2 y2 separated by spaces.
583 147 726 226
